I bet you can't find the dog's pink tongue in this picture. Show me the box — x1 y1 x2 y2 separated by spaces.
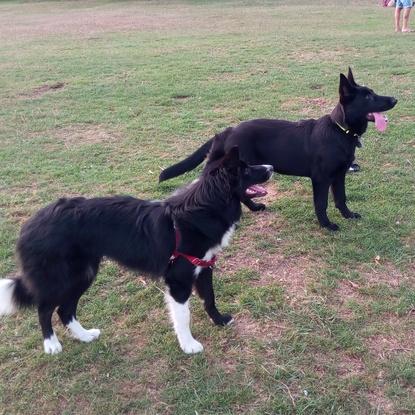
373 112 388 132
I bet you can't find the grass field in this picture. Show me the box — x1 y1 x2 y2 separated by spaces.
0 1 414 414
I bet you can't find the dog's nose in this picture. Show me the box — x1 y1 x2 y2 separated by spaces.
390 97 398 107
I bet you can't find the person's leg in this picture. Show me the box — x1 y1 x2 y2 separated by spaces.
402 6 412 31
395 6 402 32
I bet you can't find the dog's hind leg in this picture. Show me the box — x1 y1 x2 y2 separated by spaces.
195 268 233 326
57 274 100 343
331 173 361 220
39 303 62 355
165 274 203 354
312 179 339 231
58 299 101 343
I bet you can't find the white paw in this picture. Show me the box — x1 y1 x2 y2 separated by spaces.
181 339 204 354
226 318 235 326
72 328 101 343
43 333 63 355
67 318 101 342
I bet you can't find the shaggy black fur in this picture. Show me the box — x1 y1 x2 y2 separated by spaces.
1 138 272 353
159 68 398 231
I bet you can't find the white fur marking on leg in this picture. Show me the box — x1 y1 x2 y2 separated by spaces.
67 318 101 342
43 332 63 355
165 292 203 354
221 224 236 248
194 224 236 277
0 279 17 315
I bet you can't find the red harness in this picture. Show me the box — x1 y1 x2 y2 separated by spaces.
170 229 217 268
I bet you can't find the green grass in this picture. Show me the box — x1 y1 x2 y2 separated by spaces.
0 1 414 414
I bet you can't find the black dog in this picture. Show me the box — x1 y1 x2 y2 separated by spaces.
160 68 397 231
0 141 273 355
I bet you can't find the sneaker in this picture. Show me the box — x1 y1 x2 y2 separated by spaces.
348 163 361 173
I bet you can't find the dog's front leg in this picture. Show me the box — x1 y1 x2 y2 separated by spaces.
242 197 266 212
312 179 339 231
165 270 203 354
331 173 361 220
195 268 233 326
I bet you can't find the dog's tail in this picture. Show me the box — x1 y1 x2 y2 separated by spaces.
0 277 35 316
159 138 214 182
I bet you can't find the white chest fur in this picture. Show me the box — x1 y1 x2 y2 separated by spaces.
194 224 236 276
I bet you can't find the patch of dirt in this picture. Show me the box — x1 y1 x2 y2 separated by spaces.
0 182 43 224
0 4 279 40
267 180 309 201
251 255 318 300
233 312 285 342
366 314 414 360
400 115 415 122
337 354 366 378
281 97 335 116
219 184 320 303
367 332 413 360
366 389 395 415
333 280 368 321
118 357 169 411
359 263 414 288
199 316 285 386
313 352 366 379
262 179 307 203
309 84 324 90
290 49 350 63
7 209 33 225
20 82 65 99
333 262 414 320
171 94 192 100
0 8 187 39
54 124 123 148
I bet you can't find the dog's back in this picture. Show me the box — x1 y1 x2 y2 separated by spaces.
223 118 323 177
17 196 174 279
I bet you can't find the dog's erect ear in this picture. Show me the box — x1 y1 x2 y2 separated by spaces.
339 73 356 103
347 67 357 86
207 128 234 164
208 145 239 175
208 133 226 162
223 146 240 169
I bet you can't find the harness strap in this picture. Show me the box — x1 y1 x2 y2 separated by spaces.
170 229 217 268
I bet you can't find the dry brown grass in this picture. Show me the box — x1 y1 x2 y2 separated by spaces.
366 313 414 360
53 124 124 148
232 312 285 342
333 261 414 321
288 48 357 64
366 389 395 415
281 96 335 116
359 262 414 288
0 2 290 41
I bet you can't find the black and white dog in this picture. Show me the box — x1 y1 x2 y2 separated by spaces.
0 140 272 355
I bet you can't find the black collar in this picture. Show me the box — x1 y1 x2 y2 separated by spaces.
330 104 362 147
332 120 362 148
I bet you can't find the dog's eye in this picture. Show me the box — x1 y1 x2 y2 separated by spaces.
365 93 372 100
